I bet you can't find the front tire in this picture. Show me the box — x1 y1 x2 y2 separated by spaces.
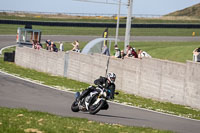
89 100 105 115
71 101 80 112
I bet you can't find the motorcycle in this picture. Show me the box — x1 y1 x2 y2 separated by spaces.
71 86 118 115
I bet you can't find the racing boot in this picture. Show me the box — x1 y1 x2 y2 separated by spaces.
76 89 90 102
77 86 96 101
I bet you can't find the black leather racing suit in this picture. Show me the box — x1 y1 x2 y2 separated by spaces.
94 76 115 99
77 76 116 109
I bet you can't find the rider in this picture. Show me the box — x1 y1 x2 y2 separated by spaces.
77 72 116 103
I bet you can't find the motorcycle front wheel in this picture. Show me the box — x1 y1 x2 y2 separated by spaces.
89 100 105 115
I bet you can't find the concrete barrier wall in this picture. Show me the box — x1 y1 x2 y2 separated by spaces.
108 57 188 105
107 57 142 95
139 58 163 99
160 60 186 105
66 52 109 84
15 46 65 76
15 46 200 109
107 57 200 109
184 61 200 109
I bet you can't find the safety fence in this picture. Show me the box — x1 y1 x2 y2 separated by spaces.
1 19 200 28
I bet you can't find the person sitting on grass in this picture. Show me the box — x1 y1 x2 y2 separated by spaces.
137 49 152 59
50 42 58 52
113 45 121 58
46 40 52 50
71 40 80 52
193 47 200 62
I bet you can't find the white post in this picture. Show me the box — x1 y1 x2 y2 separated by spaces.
124 0 133 53
115 0 121 46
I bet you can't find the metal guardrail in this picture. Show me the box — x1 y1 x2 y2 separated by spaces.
1 19 200 28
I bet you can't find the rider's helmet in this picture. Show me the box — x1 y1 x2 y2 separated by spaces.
107 72 116 83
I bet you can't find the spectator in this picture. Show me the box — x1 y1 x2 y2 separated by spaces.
46 40 51 50
102 43 110 56
39 41 43 48
114 45 121 58
59 41 64 51
125 45 138 58
131 47 138 58
193 47 200 62
50 42 58 52
137 49 152 59
125 45 133 57
32 40 36 49
121 50 125 59
71 40 80 52
36 41 42 50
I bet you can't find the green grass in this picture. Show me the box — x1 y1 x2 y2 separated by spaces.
167 3 200 17
30 41 200 64
59 41 199 63
114 91 200 119
45 42 88 52
128 42 199 63
0 107 172 133
1 24 200 36
0 54 88 92
0 46 200 120
1 13 200 24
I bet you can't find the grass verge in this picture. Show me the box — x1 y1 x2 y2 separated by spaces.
1 13 200 24
61 41 199 63
0 107 172 133
0 47 200 120
1 24 200 36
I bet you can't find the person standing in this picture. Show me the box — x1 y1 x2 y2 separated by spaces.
59 42 64 51
102 44 110 56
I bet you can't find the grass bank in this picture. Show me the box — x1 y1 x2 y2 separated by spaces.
61 41 199 63
0 47 200 120
1 24 200 36
1 12 200 24
0 107 172 133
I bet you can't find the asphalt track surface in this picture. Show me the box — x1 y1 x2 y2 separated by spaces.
0 35 200 133
0 72 200 133
0 35 200 46
0 35 199 52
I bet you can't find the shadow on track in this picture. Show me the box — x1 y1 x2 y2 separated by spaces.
87 113 148 121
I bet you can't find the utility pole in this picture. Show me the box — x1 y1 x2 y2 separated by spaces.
114 0 121 46
124 0 133 53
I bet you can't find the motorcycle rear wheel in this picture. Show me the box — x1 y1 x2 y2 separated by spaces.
71 101 80 112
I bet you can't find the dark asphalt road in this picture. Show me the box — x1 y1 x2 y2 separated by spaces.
0 35 200 47
0 35 199 52
0 35 199 53
0 72 200 133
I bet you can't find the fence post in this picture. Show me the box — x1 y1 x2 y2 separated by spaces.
63 52 69 77
105 56 110 77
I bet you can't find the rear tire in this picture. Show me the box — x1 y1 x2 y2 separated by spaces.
71 101 79 112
